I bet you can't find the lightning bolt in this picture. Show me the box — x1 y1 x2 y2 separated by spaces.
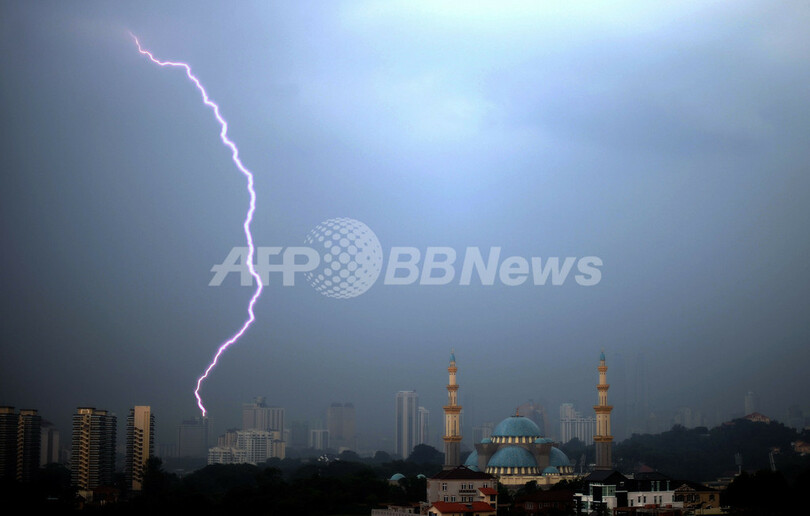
131 33 263 417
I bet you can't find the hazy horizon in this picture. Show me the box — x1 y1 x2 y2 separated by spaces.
2 1 809 454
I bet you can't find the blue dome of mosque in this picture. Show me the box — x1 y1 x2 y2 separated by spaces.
534 437 553 444
492 416 541 437
542 466 560 475
389 473 405 481
417 474 426 479
488 446 537 468
549 447 571 467
464 450 479 469
481 437 492 443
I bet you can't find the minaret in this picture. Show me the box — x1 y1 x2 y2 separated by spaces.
443 350 462 469
594 350 614 470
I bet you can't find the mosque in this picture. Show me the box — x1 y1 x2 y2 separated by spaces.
439 351 613 488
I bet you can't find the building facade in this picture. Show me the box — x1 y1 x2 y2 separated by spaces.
309 428 329 450
0 406 42 482
560 403 596 445
178 417 209 458
395 391 419 459
71 407 116 491
125 406 155 491
327 402 356 451
242 397 285 436
466 415 575 488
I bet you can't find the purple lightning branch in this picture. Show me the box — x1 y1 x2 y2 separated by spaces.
131 33 263 417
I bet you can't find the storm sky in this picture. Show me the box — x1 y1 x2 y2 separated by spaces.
2 1 809 449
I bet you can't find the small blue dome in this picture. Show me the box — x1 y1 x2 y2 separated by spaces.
534 437 553 444
492 416 541 438
549 447 571 467
488 446 538 468
417 474 426 479
481 437 492 443
464 450 479 468
543 466 560 475
390 473 405 481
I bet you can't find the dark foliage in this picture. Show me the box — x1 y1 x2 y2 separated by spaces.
614 419 809 481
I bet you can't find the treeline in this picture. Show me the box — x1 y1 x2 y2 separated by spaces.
0 446 445 515
613 419 810 482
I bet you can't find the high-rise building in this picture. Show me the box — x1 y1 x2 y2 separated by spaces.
744 391 758 416
0 407 42 482
0 407 16 479
126 406 155 491
290 420 309 448
237 429 285 463
16 409 41 482
517 401 547 436
178 417 209 458
472 422 494 445
443 351 462 469
395 391 419 459
71 407 116 490
418 407 430 446
40 420 60 466
309 428 329 450
594 351 614 470
559 403 596 445
242 397 285 436
327 403 356 451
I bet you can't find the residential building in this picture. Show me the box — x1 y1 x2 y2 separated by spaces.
71 407 116 491
560 403 596 445
125 406 155 491
427 465 497 505
40 419 60 466
0 407 42 482
242 397 285 436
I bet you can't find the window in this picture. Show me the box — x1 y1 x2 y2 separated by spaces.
442 483 447 491
450 496 456 502
443 496 448 502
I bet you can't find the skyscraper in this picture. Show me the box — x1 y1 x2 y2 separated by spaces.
177 417 209 458
0 407 41 482
0 407 16 479
594 351 614 470
71 407 116 490
418 406 430 446
309 428 329 450
40 420 60 466
242 397 285 436
395 391 419 459
126 406 155 491
327 402 356 451
443 351 462 469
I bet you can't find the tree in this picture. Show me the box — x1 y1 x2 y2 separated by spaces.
407 444 443 464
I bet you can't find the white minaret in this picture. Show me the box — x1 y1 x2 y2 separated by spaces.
443 350 462 469
594 351 613 470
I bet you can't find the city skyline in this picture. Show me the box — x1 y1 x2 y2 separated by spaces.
2 0 809 471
